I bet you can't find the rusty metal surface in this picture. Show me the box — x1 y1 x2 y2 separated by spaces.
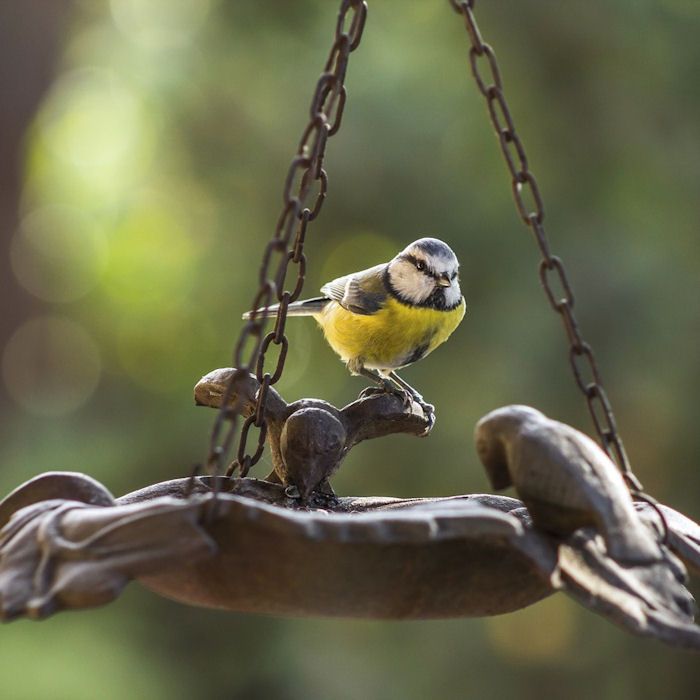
134 485 557 619
557 527 700 649
205 0 368 480
0 472 115 530
654 505 700 577
475 406 662 564
0 474 557 620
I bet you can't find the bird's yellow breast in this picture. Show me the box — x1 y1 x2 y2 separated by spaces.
316 297 466 371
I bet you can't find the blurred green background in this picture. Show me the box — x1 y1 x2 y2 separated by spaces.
1 0 699 697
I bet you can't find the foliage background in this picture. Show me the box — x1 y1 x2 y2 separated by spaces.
1 1 699 697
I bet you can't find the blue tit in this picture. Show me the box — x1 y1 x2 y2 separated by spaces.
244 237 466 415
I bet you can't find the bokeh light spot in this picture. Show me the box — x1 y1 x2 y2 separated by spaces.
103 190 199 315
11 205 108 303
110 0 211 50
38 68 141 169
34 67 153 201
2 316 101 416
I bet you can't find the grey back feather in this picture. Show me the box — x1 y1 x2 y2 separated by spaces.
320 263 388 315
243 263 388 320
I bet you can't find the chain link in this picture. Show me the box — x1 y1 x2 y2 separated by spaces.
204 0 368 480
449 1 665 529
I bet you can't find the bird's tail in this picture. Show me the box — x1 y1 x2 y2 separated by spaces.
242 297 328 320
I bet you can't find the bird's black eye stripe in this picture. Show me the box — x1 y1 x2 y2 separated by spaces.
401 253 430 273
401 253 460 282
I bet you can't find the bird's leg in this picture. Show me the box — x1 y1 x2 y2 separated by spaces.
355 367 427 423
386 371 425 403
357 367 397 399
387 371 435 429
357 366 417 410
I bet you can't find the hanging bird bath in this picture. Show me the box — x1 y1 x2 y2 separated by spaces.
1 0 699 652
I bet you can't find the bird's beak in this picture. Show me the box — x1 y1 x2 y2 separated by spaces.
436 274 452 288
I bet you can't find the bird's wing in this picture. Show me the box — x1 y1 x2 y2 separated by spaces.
320 264 388 315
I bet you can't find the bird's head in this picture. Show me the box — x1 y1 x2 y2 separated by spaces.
386 237 462 309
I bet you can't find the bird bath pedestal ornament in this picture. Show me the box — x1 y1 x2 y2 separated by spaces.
0 368 699 651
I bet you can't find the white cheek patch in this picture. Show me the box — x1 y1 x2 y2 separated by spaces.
390 260 434 303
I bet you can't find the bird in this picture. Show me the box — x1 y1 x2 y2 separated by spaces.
243 237 466 418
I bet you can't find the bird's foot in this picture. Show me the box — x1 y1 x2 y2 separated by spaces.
357 379 433 431
400 387 433 420
394 387 415 409
359 384 415 410
396 385 435 434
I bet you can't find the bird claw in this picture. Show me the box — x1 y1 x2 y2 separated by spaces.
358 386 434 433
397 389 414 409
358 382 407 399
360 385 414 409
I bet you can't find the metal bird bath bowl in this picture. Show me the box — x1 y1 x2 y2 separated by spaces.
124 478 553 618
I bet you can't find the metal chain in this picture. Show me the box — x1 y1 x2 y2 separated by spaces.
204 0 368 480
448 0 667 534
